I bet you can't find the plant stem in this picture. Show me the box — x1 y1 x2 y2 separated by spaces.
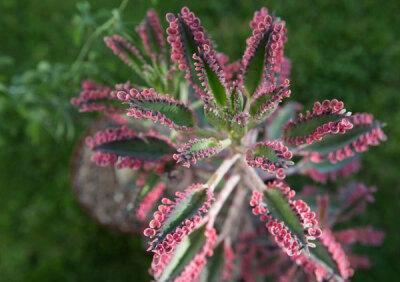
207 174 241 227
206 153 241 192
218 185 248 242
239 158 267 191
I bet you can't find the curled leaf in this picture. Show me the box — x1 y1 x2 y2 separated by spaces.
118 88 197 131
86 126 176 169
144 184 215 257
302 113 387 163
267 102 300 140
249 79 291 122
71 80 129 114
166 7 211 98
283 99 353 146
136 9 166 61
152 225 217 282
173 138 230 168
246 141 293 179
250 181 322 256
241 8 287 97
104 35 146 72
193 48 228 106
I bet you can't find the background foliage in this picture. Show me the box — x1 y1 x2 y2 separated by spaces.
0 0 399 281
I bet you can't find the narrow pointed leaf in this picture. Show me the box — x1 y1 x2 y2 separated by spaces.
250 181 321 256
283 100 353 146
118 88 197 131
104 35 146 72
301 113 386 163
86 126 176 168
143 184 214 256
200 241 225 282
246 141 293 179
173 138 229 168
267 102 299 140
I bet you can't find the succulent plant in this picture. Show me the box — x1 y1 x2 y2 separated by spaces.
71 7 386 281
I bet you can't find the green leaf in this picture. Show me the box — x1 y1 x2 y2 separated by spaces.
204 105 231 132
159 224 207 282
284 114 346 140
262 187 308 246
138 171 160 201
243 29 273 97
179 19 202 87
229 87 244 114
130 99 196 128
200 241 225 282
268 102 297 140
94 136 175 161
152 187 209 248
301 122 382 155
202 57 227 106
186 138 220 154
249 93 277 117
309 239 341 278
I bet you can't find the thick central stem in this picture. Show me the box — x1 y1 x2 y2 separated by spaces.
205 153 241 192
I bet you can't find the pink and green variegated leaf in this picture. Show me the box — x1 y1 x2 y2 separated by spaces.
86 126 176 169
246 141 293 179
241 8 287 97
267 102 300 140
166 7 212 99
144 184 215 257
104 35 146 72
249 79 291 121
136 9 166 61
301 113 387 163
283 99 353 146
173 138 230 168
305 156 360 184
71 80 131 114
294 230 353 281
201 239 235 282
118 88 197 131
229 85 245 114
250 181 322 256
193 47 228 106
152 224 217 282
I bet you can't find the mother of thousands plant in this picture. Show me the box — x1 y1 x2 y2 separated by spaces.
71 7 387 281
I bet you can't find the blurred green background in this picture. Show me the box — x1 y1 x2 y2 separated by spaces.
0 0 399 281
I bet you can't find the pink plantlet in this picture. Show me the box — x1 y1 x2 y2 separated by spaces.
143 184 215 258
246 141 294 179
117 88 196 131
136 182 166 220
136 9 166 61
250 181 321 256
283 99 354 146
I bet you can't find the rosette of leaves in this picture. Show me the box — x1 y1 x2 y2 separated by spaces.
70 6 387 282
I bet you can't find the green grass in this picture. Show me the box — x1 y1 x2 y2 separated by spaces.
0 0 399 281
